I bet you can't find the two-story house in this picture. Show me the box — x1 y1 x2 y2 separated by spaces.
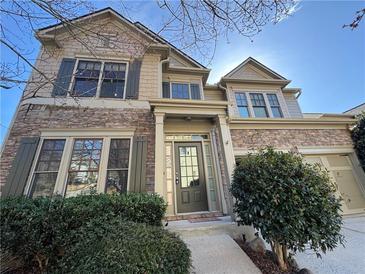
1 8 364 217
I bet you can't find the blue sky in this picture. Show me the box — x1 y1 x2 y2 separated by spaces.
1 0 364 143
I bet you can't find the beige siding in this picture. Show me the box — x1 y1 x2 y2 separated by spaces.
204 89 226 101
23 17 153 100
283 93 303 118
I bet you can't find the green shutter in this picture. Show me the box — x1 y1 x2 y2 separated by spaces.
2 137 40 197
129 136 147 192
190 84 201 99
162 82 170 98
125 59 142 99
52 58 76 96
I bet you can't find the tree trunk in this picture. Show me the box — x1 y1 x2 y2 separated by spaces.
272 241 288 271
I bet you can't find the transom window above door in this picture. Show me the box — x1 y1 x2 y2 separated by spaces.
72 60 128 99
162 82 201 100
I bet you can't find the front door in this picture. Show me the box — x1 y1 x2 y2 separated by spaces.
175 142 208 213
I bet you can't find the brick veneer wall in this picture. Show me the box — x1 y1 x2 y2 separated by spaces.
230 128 353 150
0 104 155 192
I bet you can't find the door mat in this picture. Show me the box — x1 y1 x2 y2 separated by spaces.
188 217 220 223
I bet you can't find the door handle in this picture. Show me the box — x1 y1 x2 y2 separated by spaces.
175 172 179 185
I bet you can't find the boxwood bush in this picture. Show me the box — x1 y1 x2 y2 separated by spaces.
0 193 178 273
54 218 191 274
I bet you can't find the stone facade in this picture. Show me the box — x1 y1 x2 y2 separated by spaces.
0 104 155 192
230 128 353 150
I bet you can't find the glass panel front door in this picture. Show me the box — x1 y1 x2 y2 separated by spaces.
175 142 208 213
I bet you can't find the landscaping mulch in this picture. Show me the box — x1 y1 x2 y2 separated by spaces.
235 239 298 274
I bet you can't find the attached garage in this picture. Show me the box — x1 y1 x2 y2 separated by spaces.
304 154 365 215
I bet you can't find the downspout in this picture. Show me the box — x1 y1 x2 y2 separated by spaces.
295 89 302 99
158 57 170 98
218 81 232 117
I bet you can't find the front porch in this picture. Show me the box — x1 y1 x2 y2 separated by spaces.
150 99 235 218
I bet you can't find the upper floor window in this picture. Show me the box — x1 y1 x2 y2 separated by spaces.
172 83 189 99
235 93 250 118
73 61 101 97
162 82 201 100
72 60 127 99
250 93 268 118
267 94 283 118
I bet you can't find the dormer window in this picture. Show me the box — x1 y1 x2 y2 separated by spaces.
172 83 189 99
250 93 268 118
162 82 201 100
71 59 128 99
267 94 283 118
235 93 250 118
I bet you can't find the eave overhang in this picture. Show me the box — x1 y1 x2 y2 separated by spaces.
164 66 211 84
220 77 291 87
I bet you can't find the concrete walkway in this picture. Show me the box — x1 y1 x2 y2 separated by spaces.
167 217 261 274
295 215 365 274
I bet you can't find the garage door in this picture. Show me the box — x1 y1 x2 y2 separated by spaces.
304 154 365 214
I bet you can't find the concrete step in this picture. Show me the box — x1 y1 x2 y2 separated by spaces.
166 216 256 241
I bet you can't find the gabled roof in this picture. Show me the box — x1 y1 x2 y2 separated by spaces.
36 7 206 69
223 57 287 80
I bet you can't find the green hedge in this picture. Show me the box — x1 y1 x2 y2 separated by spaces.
54 218 191 274
0 193 172 272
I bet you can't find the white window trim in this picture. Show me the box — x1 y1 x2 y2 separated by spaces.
234 92 252 118
165 81 202 100
68 58 129 100
24 130 134 197
234 90 286 118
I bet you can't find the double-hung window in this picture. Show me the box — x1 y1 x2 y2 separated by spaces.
163 82 201 100
172 83 189 99
267 94 283 118
30 139 65 197
72 60 127 98
105 139 130 193
100 63 127 98
73 61 101 97
235 93 250 118
250 93 269 118
27 134 132 198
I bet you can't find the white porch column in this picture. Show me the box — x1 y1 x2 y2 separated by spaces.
217 115 236 183
154 112 165 198
217 114 236 215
